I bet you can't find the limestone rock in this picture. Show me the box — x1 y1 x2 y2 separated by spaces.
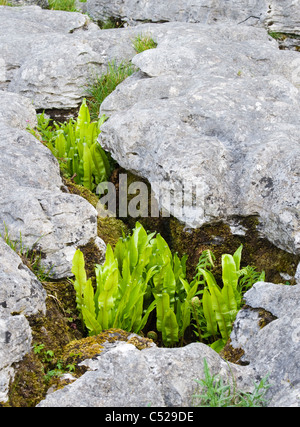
0 92 105 279
0 238 47 403
0 91 37 130
37 281 300 407
7 0 49 7
296 263 300 284
0 238 46 317
86 0 300 37
231 282 300 407
0 315 33 403
0 6 102 108
266 1 300 36
99 22 300 255
8 39 103 110
37 341 254 407
0 6 148 110
86 0 267 26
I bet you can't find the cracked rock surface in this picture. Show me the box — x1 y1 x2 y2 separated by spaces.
0 237 47 402
100 22 300 254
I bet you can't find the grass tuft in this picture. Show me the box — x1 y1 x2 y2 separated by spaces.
192 358 271 407
48 0 78 12
85 60 136 120
132 34 158 53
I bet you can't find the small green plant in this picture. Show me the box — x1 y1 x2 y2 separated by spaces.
192 245 265 352
192 358 271 407
72 222 197 346
0 223 53 282
132 34 158 53
72 224 158 336
98 18 124 29
86 60 136 120
28 99 111 191
72 224 265 348
33 343 76 383
33 344 55 364
146 233 196 347
48 0 78 12
28 111 54 144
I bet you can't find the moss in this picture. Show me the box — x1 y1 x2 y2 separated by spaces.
63 175 129 248
78 239 105 282
2 353 46 407
258 309 277 329
170 215 300 284
3 279 85 407
111 167 171 240
97 216 129 249
62 329 129 370
170 217 242 281
62 177 99 208
61 329 154 376
31 280 84 350
219 340 245 365
126 335 154 350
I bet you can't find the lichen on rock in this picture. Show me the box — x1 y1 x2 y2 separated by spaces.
60 329 155 377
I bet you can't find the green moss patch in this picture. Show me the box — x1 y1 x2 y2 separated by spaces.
170 216 299 284
61 329 154 376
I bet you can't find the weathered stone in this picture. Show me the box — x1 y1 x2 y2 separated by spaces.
231 282 300 407
8 40 102 110
86 0 267 26
100 22 300 255
296 263 300 284
0 315 32 403
0 5 91 34
0 6 101 108
242 281 300 317
0 93 105 279
0 237 47 403
265 0 300 36
0 6 152 110
86 0 300 37
37 341 254 407
0 238 46 317
0 91 37 130
8 0 49 7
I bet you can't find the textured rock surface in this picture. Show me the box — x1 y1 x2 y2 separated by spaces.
0 6 102 108
100 22 300 254
0 238 46 317
0 91 37 130
0 238 47 402
86 0 300 36
0 315 32 403
0 91 105 278
37 281 300 407
265 0 300 36
231 282 300 407
86 0 267 26
296 263 300 284
0 2 299 408
0 6 158 110
37 341 254 407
